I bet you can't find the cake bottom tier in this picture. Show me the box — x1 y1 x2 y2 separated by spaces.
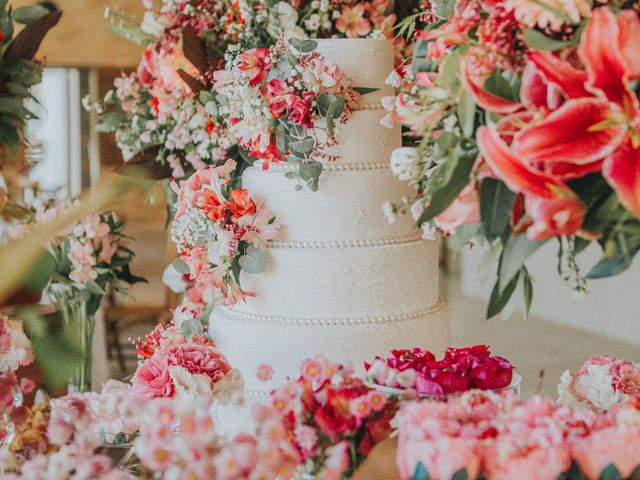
212 304 450 435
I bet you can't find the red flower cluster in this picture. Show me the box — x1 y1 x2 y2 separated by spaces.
265 356 399 477
366 346 514 396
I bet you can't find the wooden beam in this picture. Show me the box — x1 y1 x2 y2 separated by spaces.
10 0 146 68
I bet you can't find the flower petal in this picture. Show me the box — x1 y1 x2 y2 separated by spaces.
525 195 586 240
460 56 522 114
520 61 559 111
477 125 561 197
603 137 640 219
617 10 640 79
528 51 590 99
514 98 627 165
579 7 639 116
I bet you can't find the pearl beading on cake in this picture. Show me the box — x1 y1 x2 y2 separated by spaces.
359 103 384 111
267 230 424 249
220 298 444 327
261 162 390 172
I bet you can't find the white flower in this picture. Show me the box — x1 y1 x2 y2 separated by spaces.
390 147 424 181
140 11 166 37
557 370 581 408
212 368 245 406
169 366 214 399
207 229 234 266
396 368 417 388
558 364 623 411
162 263 189 293
277 1 306 39
382 201 396 224
305 14 321 31
410 200 425 222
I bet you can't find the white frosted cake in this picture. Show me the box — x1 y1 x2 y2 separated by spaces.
210 39 450 426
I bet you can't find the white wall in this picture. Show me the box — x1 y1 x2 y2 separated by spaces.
460 242 640 346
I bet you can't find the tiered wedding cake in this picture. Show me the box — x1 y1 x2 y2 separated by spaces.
210 38 450 415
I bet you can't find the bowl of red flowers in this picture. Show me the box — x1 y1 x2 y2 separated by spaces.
364 345 520 400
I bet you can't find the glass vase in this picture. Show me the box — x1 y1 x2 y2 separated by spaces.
48 285 102 393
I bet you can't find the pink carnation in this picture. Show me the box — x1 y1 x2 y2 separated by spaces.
165 343 231 385
571 426 640 480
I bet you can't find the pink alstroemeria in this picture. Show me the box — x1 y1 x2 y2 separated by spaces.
239 48 272 87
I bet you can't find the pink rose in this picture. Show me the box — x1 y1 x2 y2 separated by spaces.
165 343 231 385
132 352 175 398
397 435 481 480
571 426 640 480
484 430 571 480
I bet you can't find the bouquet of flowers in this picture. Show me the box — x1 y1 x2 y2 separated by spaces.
558 355 640 411
366 345 514 397
248 356 399 478
211 36 364 190
397 392 640 480
50 380 144 446
85 0 250 180
384 1 640 318
9 202 144 391
131 306 243 402
170 160 279 305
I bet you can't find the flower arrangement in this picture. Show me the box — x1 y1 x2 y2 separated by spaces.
365 346 514 397
170 160 279 305
9 202 144 391
134 396 225 479
250 355 399 478
384 2 640 318
558 355 640 411
0 315 33 375
50 380 144 446
397 391 640 480
211 36 364 190
131 307 243 402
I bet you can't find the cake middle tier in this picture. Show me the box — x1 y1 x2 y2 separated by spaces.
233 237 440 318
244 166 417 242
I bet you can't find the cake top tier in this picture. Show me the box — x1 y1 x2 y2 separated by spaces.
314 38 394 102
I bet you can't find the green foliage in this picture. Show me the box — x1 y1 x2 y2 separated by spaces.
12 4 51 24
498 235 545 291
480 178 516 242
523 28 577 51
238 245 268 273
288 37 318 53
598 464 624 480
412 462 430 480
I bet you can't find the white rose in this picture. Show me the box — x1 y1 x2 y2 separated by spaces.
574 364 622 410
390 147 423 181
162 263 188 293
277 2 306 39
212 368 245 406
396 368 417 388
169 366 213 398
140 12 166 37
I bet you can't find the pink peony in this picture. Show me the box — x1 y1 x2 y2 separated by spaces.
165 343 231 385
397 436 481 480
571 426 640 480
484 430 571 480
132 352 175 398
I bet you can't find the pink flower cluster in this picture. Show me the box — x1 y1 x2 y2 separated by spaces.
366 346 514 396
223 356 400 478
131 316 242 402
3 392 128 479
558 355 640 411
0 315 33 374
397 391 640 480
213 38 361 170
171 159 279 305
134 396 224 479
50 380 144 445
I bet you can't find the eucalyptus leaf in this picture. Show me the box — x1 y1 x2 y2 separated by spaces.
587 232 640 279
412 39 432 77
288 37 318 53
239 246 268 274
325 97 345 137
12 5 51 24
172 257 191 275
434 0 455 19
498 235 545 291
181 319 204 339
317 94 336 117
205 101 218 116
288 137 315 156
